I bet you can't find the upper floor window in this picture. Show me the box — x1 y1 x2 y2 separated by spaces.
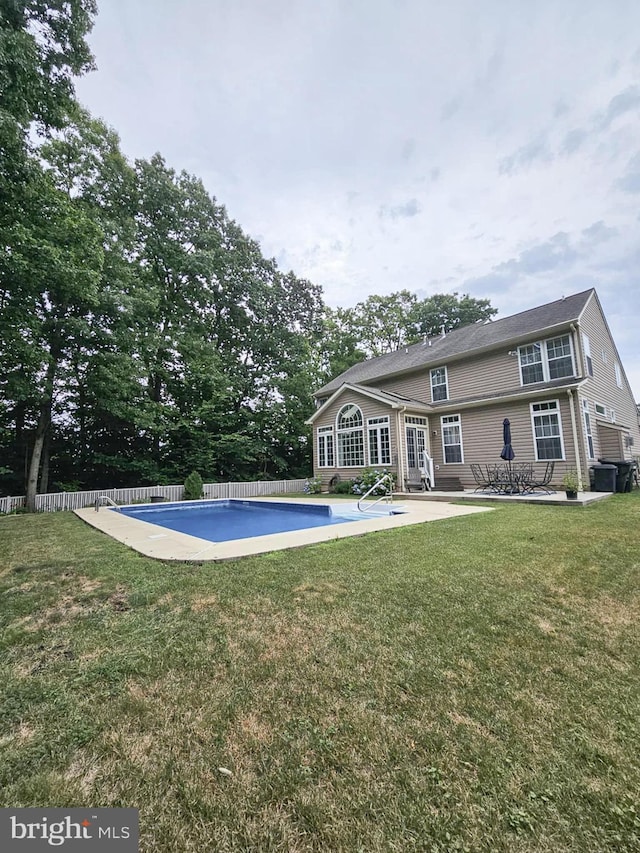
430 366 448 401
317 426 334 468
441 414 463 463
368 417 391 465
519 334 574 385
336 404 364 467
530 400 565 460
594 403 606 417
615 361 622 388
582 334 593 377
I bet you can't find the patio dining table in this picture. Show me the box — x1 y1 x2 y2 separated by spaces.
486 462 534 494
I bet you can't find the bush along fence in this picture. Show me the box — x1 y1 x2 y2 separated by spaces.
0 479 309 515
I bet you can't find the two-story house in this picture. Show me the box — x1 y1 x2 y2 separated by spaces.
307 289 640 491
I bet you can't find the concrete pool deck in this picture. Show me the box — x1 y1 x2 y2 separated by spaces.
75 497 492 562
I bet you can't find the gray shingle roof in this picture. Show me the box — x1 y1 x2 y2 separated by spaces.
349 384 430 407
315 289 594 396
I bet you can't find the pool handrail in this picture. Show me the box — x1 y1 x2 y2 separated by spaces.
357 473 394 513
95 495 121 512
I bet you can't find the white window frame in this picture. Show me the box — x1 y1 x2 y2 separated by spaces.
441 414 463 464
530 400 565 461
367 416 391 466
582 333 593 377
614 361 622 388
430 366 449 402
405 422 427 469
317 426 334 468
582 400 594 460
594 403 606 417
518 334 575 386
336 404 365 467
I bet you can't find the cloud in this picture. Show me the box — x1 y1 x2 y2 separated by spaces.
553 100 570 118
560 128 587 156
378 198 421 220
616 151 640 194
499 137 553 175
500 233 577 276
401 139 415 161
441 97 462 120
598 85 640 129
462 231 589 294
580 221 617 245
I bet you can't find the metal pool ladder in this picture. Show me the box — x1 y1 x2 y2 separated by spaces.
357 473 394 513
95 495 121 512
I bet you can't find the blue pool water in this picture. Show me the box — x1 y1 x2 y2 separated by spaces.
117 499 403 544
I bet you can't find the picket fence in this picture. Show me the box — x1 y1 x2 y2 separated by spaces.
0 478 309 515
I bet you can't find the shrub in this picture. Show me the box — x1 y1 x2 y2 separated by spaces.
183 471 204 500
333 480 353 495
303 477 323 494
351 467 396 496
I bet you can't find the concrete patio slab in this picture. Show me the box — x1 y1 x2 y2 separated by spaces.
397 489 612 507
75 497 492 562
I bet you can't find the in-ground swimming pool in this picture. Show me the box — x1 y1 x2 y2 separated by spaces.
117 499 404 544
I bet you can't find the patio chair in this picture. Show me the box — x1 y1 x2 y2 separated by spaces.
405 467 426 491
485 463 505 492
513 462 533 492
471 463 494 492
524 461 555 494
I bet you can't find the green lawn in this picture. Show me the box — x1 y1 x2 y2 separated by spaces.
1 495 639 852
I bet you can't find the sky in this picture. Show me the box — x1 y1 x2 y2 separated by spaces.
76 0 640 400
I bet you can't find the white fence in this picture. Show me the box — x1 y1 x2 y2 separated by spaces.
0 479 309 514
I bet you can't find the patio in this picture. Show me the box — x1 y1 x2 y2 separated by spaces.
397 488 612 507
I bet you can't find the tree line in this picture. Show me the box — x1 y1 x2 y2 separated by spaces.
0 1 495 507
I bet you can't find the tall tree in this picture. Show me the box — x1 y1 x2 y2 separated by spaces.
409 292 497 339
0 0 99 505
0 0 96 132
348 290 418 357
1 165 104 508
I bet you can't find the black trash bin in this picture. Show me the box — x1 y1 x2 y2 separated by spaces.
591 464 617 492
597 459 633 493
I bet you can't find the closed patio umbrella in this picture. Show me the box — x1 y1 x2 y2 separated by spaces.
501 418 515 489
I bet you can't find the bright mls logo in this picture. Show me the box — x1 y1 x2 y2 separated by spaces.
0 809 138 851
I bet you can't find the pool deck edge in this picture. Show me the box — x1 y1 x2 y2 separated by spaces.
74 497 492 562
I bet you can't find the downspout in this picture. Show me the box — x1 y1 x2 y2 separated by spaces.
567 389 583 490
570 323 583 378
396 407 406 491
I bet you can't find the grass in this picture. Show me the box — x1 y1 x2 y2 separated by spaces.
1 494 639 852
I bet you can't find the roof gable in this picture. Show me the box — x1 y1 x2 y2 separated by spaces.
305 383 430 425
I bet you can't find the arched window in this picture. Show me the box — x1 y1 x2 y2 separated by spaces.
336 404 364 467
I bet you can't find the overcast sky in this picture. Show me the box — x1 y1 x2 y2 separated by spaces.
76 1 640 399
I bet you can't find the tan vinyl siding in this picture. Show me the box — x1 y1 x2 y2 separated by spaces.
596 423 624 458
447 349 522 399
312 391 400 486
374 344 561 403
577 294 640 459
374 372 429 401
430 396 579 489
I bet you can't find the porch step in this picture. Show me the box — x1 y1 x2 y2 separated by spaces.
433 475 464 491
